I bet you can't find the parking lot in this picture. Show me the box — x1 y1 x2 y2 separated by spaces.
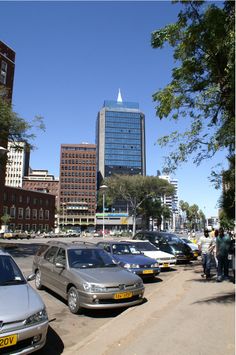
0 237 187 354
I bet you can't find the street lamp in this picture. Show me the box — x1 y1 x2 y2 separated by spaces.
100 184 108 238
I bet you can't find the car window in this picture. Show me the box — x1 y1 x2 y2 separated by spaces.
36 244 50 256
44 246 59 263
68 248 117 268
135 242 158 251
0 255 25 285
54 248 66 266
104 244 111 253
112 243 141 255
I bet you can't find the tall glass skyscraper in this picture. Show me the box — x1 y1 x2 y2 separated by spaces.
96 91 146 185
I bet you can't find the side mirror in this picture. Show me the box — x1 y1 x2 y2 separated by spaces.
55 262 65 269
27 273 35 282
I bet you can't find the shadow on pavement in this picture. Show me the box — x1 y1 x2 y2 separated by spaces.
192 291 235 305
35 325 64 354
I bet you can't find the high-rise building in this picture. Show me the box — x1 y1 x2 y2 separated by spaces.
159 175 179 212
5 141 30 188
0 40 15 101
96 90 146 185
59 143 97 230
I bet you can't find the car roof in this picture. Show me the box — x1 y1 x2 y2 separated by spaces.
97 240 134 245
45 240 99 250
0 249 11 257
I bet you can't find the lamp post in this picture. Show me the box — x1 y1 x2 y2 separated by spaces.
100 184 108 238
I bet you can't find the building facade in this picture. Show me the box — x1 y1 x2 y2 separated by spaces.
96 91 146 184
23 169 59 209
0 40 15 101
59 143 97 230
5 141 30 188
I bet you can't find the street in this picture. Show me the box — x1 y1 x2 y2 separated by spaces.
1 238 234 355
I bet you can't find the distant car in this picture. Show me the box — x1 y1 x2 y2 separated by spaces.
180 238 200 259
133 231 194 263
125 240 177 269
32 241 145 313
0 249 48 354
96 241 160 278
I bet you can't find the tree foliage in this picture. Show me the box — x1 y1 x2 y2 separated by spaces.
0 87 45 150
152 1 234 171
101 175 175 235
179 200 205 230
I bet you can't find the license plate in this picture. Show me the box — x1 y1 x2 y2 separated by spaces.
143 269 153 274
114 292 133 299
163 263 169 268
0 335 18 348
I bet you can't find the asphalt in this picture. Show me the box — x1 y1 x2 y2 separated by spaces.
65 262 235 355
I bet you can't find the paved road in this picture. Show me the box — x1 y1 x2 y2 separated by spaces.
0 238 185 354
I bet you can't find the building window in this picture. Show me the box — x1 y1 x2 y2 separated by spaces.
39 209 43 220
25 224 30 231
45 210 49 220
3 206 8 215
10 206 16 218
31 224 37 231
17 224 23 231
18 208 23 219
32 209 37 220
25 207 30 219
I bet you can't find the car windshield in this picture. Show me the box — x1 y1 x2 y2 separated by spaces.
112 243 142 255
68 248 117 269
134 242 158 251
0 255 26 285
161 234 184 245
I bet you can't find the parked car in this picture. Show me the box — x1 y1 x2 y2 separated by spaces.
96 241 160 278
0 249 48 354
32 241 144 314
180 238 200 259
133 231 194 263
125 240 177 269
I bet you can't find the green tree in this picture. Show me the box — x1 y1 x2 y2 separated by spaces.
151 1 235 221
179 200 205 230
103 175 175 235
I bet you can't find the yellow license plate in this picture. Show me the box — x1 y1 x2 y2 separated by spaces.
143 269 153 274
0 335 18 348
114 292 133 299
163 263 169 267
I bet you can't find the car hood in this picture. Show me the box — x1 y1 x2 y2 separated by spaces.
71 267 142 284
0 283 45 322
113 254 157 265
171 243 192 253
142 250 176 260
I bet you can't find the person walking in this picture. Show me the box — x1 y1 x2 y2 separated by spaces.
198 229 213 279
216 227 231 282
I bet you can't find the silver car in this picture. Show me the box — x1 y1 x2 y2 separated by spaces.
32 241 145 314
0 249 48 354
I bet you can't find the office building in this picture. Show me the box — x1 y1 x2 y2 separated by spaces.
96 90 146 184
59 143 97 230
159 175 179 212
5 141 30 188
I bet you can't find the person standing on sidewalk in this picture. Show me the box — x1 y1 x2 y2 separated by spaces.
216 227 231 282
198 229 213 279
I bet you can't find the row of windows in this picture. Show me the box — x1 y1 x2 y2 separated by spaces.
61 191 96 197
105 143 141 150
3 206 50 220
61 185 96 190
60 172 96 178
3 193 51 206
106 112 140 118
105 161 142 167
105 149 141 156
61 151 95 157
61 165 96 171
105 138 140 144
105 154 141 161
60 177 96 183
105 122 141 129
60 160 96 165
105 133 141 140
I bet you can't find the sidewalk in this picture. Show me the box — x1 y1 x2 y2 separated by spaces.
66 263 235 355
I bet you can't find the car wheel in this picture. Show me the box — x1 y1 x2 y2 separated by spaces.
35 270 43 290
68 286 80 314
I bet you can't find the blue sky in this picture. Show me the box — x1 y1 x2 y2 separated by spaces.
0 1 226 217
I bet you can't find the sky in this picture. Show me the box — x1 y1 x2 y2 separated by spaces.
0 0 226 218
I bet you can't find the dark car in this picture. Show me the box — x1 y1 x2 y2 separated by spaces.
133 231 194 263
96 241 160 278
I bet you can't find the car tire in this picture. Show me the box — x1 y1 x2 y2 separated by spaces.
35 270 44 290
68 286 81 314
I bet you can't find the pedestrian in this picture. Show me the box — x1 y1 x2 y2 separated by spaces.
198 229 213 279
216 227 231 282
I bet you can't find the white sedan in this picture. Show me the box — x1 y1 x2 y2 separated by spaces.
125 240 177 269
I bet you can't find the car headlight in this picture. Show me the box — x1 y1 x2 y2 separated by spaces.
135 280 143 288
24 308 48 326
123 263 140 269
83 282 107 293
150 262 159 268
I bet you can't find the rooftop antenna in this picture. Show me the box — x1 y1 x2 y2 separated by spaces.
117 88 123 103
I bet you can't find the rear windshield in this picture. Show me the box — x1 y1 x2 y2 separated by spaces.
68 248 117 269
112 243 142 255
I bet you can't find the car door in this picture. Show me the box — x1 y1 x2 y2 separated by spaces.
51 247 68 299
39 246 59 291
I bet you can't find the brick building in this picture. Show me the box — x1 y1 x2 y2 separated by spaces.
59 143 97 230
